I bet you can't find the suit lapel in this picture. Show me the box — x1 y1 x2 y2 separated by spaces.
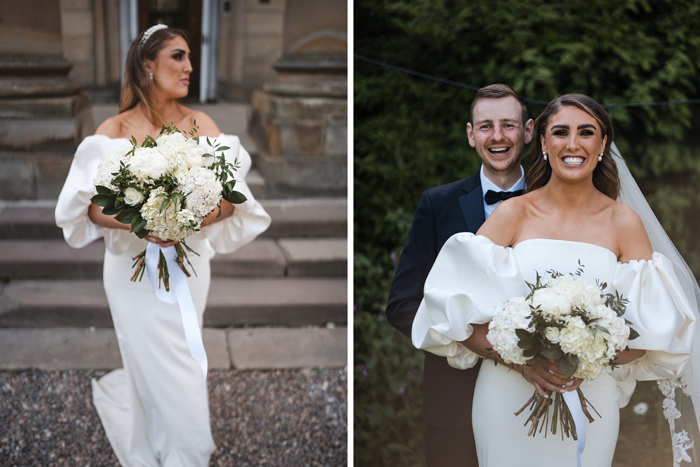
458 174 485 233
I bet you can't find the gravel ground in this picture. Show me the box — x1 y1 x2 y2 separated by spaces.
0 368 347 466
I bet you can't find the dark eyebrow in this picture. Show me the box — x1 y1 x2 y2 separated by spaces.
550 123 597 131
475 118 519 125
171 48 188 54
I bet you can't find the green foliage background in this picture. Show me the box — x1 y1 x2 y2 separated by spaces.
354 0 700 464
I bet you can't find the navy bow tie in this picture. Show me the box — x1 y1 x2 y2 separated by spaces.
484 189 523 205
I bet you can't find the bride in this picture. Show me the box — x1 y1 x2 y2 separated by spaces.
412 93 698 466
55 25 271 466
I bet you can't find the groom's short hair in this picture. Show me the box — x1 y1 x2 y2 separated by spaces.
471 84 529 125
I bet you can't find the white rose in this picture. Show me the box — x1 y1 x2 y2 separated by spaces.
123 187 145 206
129 147 170 181
544 327 561 344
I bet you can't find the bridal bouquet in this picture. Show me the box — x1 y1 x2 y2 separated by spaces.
90 122 247 290
486 263 638 439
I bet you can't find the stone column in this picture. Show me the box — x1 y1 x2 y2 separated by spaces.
0 0 93 199
250 0 347 198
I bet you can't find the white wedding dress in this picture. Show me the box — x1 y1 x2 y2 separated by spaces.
413 233 695 466
55 134 271 466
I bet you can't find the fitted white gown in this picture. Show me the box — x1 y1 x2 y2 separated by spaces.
412 233 695 466
55 134 271 466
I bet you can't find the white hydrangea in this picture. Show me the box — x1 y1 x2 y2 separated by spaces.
177 166 223 219
140 187 194 241
487 297 533 365
94 145 132 190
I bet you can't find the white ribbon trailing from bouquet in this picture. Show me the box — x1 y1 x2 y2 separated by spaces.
562 390 586 467
145 243 208 380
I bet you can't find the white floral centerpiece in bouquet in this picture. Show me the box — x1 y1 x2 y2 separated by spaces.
91 122 247 290
486 262 639 439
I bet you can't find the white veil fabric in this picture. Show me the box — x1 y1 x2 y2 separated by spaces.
612 142 700 465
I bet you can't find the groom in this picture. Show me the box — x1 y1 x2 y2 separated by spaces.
387 84 534 466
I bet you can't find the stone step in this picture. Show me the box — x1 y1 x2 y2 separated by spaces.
0 198 346 240
0 278 347 328
0 326 347 370
0 236 346 279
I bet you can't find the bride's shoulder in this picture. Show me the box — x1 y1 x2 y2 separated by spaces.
612 200 653 261
95 112 129 138
183 108 221 137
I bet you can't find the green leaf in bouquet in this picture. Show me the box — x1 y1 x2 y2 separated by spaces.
591 325 610 338
95 185 113 195
130 214 148 237
91 193 116 207
517 337 535 350
522 347 540 358
225 190 248 204
515 328 533 339
160 197 171 213
102 205 118 216
217 146 230 151
142 134 157 147
114 196 125 210
115 208 140 224
131 135 138 146
628 328 640 340
540 346 564 360
559 354 579 378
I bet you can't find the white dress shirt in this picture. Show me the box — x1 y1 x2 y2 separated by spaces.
480 165 525 219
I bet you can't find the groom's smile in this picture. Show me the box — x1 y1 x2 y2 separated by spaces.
467 95 534 188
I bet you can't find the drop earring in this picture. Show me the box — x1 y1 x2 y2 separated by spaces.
598 152 603 162
542 150 548 161
149 73 153 81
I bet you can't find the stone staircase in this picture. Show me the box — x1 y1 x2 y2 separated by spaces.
0 198 348 370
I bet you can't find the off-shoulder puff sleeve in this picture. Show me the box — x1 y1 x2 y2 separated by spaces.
412 233 527 369
612 253 695 383
55 135 123 249
199 134 271 254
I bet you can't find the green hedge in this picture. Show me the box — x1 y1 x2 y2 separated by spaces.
354 0 700 463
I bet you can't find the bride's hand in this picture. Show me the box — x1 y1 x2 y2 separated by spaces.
519 359 581 397
144 232 179 248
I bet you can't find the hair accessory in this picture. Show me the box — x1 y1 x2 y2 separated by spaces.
542 150 548 161
598 152 603 162
139 24 168 50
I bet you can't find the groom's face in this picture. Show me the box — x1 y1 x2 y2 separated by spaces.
467 96 533 177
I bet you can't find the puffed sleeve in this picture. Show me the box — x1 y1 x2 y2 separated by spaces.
611 253 695 393
412 232 526 369
199 134 271 254
55 135 111 248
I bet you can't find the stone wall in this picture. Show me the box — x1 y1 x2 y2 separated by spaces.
217 0 286 101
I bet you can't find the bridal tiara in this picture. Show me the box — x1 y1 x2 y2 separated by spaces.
139 24 168 50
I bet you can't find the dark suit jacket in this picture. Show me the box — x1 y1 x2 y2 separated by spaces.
387 172 485 432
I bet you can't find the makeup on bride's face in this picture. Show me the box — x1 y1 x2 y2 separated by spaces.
148 36 193 99
541 106 606 178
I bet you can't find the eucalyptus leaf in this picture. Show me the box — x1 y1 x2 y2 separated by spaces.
90 194 116 207
225 191 247 204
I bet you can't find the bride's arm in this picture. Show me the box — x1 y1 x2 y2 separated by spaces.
614 203 651 364
462 324 581 397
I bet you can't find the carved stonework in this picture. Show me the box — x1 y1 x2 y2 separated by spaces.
250 0 347 198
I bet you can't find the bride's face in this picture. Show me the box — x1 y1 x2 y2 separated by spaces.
541 106 606 184
145 36 192 100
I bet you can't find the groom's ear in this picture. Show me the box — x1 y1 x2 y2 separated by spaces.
524 118 534 144
466 122 476 148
